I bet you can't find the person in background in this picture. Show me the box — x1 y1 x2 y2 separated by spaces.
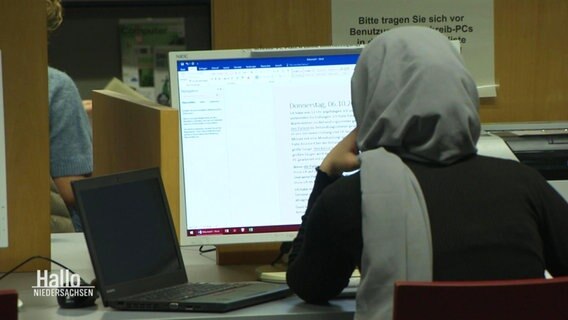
47 0 93 232
286 26 568 320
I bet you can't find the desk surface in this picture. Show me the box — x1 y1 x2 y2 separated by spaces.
2 233 355 320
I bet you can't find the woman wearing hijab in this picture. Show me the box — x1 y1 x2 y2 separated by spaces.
286 26 568 320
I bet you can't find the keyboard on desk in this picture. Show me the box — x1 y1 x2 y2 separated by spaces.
129 282 250 301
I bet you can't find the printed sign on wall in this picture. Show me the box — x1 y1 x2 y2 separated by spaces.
332 0 496 97
119 18 186 105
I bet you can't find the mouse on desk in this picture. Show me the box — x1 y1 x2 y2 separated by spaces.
56 279 99 309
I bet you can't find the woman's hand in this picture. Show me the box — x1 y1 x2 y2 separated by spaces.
319 128 360 176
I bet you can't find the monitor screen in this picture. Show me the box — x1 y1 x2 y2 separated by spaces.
73 169 184 289
169 47 361 246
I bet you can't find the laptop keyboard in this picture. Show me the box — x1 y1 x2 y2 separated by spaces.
130 282 250 301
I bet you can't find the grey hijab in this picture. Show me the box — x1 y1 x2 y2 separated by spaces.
351 26 480 320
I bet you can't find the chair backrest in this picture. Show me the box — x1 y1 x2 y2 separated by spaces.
393 277 568 320
0 290 18 320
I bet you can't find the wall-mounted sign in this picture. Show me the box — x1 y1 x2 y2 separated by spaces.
332 0 496 97
119 18 186 105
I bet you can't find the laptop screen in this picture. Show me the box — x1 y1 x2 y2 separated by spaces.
73 168 186 297
169 47 361 246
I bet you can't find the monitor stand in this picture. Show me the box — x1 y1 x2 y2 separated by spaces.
216 243 282 265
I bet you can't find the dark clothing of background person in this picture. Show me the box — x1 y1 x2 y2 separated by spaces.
287 155 568 303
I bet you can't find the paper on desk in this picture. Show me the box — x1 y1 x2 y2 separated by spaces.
104 77 153 103
259 269 361 284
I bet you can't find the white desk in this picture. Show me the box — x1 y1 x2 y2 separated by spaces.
2 233 355 320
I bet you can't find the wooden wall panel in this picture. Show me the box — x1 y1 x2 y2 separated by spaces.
482 0 568 122
212 0 332 49
92 90 180 237
212 0 568 123
0 1 51 271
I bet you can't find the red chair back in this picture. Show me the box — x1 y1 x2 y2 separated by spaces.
0 290 18 320
393 277 568 320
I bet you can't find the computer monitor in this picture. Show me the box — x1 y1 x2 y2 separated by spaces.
169 46 362 246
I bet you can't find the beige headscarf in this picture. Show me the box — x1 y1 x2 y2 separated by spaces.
351 26 480 320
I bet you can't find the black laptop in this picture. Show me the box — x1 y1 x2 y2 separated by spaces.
71 167 291 312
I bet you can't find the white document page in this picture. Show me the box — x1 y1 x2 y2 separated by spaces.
0 50 9 248
176 55 357 233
